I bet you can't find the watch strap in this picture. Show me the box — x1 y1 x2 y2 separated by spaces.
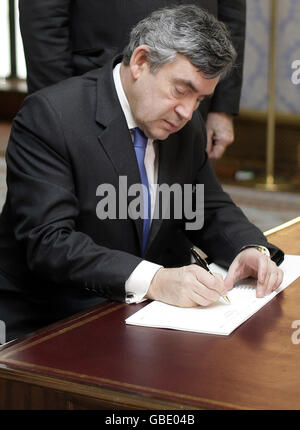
239 244 271 257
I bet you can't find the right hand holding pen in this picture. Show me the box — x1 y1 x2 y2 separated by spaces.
146 265 228 307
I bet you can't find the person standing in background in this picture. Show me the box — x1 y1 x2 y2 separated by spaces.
19 0 246 159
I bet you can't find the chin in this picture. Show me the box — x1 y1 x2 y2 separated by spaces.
150 129 172 141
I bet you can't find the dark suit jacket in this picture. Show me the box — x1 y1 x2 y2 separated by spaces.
0 57 283 341
19 0 246 116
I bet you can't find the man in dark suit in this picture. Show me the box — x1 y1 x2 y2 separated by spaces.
19 0 246 159
1 6 282 342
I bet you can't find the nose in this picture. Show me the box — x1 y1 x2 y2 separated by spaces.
174 100 195 122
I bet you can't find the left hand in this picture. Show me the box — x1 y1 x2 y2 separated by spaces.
206 112 234 159
224 248 284 298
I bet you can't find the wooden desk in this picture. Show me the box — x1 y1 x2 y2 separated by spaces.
0 220 299 410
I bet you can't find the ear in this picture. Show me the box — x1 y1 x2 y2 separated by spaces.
129 45 151 80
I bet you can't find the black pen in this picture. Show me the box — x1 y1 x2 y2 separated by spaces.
190 246 230 304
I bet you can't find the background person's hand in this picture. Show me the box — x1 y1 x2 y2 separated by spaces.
224 248 284 298
206 112 234 159
147 265 227 307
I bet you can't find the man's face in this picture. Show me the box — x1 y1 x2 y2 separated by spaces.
127 52 220 140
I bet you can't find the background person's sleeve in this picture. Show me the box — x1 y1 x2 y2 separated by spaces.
210 0 246 115
19 0 74 93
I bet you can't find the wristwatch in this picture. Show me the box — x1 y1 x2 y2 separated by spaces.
239 245 271 257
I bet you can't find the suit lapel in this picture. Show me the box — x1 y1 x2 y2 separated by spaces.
144 133 179 255
95 59 144 252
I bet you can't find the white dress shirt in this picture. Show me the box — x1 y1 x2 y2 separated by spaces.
112 63 163 303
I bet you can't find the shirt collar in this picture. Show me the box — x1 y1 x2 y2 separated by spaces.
113 62 137 131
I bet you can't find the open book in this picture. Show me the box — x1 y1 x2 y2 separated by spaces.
125 254 300 336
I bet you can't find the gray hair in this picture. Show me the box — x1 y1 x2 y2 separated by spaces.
123 5 236 79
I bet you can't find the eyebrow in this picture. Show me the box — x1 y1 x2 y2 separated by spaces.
174 78 214 99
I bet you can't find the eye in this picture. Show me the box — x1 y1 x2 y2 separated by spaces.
174 87 186 96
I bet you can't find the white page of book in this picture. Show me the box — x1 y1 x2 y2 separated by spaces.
125 255 300 336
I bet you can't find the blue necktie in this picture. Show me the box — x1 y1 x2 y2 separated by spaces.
132 127 151 255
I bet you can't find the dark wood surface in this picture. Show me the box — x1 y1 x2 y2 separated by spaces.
0 220 299 410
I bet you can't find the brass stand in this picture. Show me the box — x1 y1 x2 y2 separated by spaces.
255 0 294 191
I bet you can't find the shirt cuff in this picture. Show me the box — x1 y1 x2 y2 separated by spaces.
125 260 163 304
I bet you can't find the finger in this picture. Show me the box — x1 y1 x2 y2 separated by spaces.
270 268 284 293
224 260 240 290
194 269 227 297
256 259 282 297
181 267 216 306
257 256 269 285
265 270 278 296
256 258 271 297
189 268 227 304
214 273 224 282
191 281 226 306
190 289 216 307
206 128 214 155
193 278 223 301
277 268 284 288
256 259 276 297
256 271 270 297
209 142 225 159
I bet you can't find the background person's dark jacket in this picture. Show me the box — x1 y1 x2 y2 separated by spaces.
19 0 246 116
